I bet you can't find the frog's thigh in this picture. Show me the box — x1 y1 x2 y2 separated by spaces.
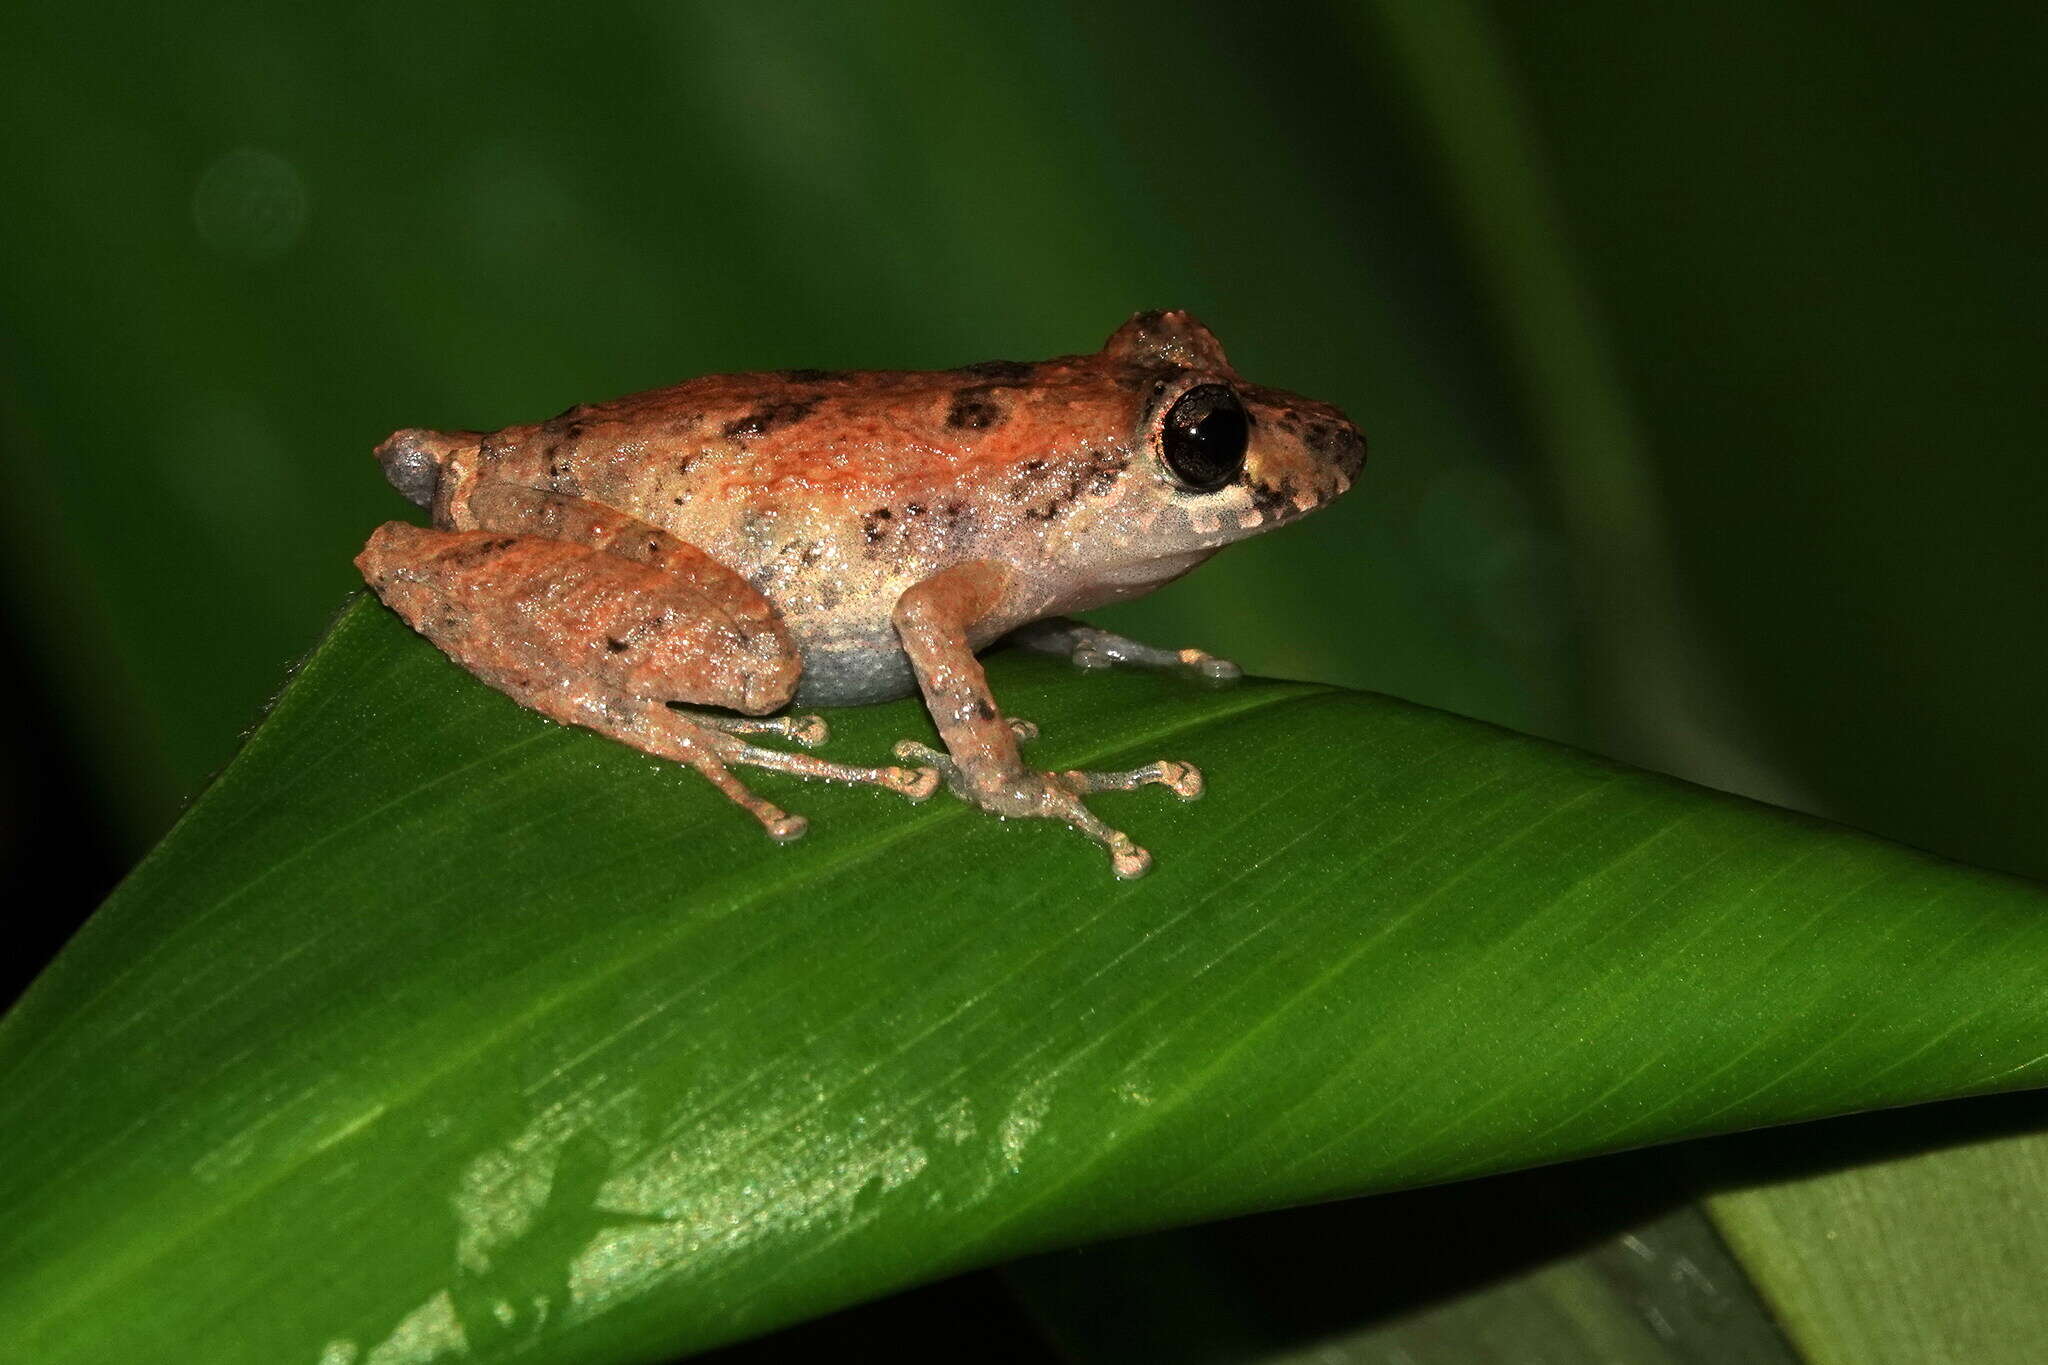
357 522 936 833
357 521 799 715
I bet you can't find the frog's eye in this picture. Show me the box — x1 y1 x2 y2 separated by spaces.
1159 384 1249 492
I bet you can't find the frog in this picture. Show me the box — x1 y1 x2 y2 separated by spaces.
356 310 1365 877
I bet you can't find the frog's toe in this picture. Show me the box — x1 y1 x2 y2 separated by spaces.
764 812 809 843
893 737 946 768
1007 717 1040 742
892 738 963 792
1060 759 1204 801
886 765 942 801
1108 834 1153 880
1186 653 1242 683
786 714 829 748
1155 760 1204 799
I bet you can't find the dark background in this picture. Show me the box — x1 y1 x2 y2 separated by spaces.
2 1 2043 1356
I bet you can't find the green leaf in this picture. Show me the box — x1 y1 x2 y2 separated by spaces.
5 596 2046 1364
1699 1094 2048 1364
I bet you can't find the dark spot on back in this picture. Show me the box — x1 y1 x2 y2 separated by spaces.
723 400 816 440
606 637 630 653
443 536 519 568
546 459 583 497
778 368 836 383
541 404 594 451
946 388 1007 431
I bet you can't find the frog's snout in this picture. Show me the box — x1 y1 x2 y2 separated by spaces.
1331 421 1367 485
374 427 477 510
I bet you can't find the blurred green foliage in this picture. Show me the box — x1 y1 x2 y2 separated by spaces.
2 0 2043 1360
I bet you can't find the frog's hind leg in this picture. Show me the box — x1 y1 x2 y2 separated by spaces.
357 520 937 839
1006 617 1242 682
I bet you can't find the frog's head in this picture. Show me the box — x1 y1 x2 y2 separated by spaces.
1097 310 1365 552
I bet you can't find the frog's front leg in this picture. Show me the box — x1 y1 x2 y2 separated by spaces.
888 563 1202 879
1007 616 1242 682
357 519 936 842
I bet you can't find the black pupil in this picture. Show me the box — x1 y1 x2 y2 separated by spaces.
1162 385 1249 491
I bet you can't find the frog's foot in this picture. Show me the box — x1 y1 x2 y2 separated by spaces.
891 739 1199 878
637 707 938 843
983 718 1200 798
1007 617 1242 683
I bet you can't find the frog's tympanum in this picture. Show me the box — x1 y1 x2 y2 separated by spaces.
357 311 1364 877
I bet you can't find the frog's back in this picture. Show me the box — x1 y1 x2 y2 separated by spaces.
479 356 1132 519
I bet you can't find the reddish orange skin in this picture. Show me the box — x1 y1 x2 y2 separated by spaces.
412 313 1363 699
360 523 798 715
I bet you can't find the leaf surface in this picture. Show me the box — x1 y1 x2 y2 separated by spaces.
4 597 2045 1363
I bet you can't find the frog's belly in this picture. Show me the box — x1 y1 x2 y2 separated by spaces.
792 634 920 707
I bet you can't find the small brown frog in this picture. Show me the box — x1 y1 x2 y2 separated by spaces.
357 311 1364 876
